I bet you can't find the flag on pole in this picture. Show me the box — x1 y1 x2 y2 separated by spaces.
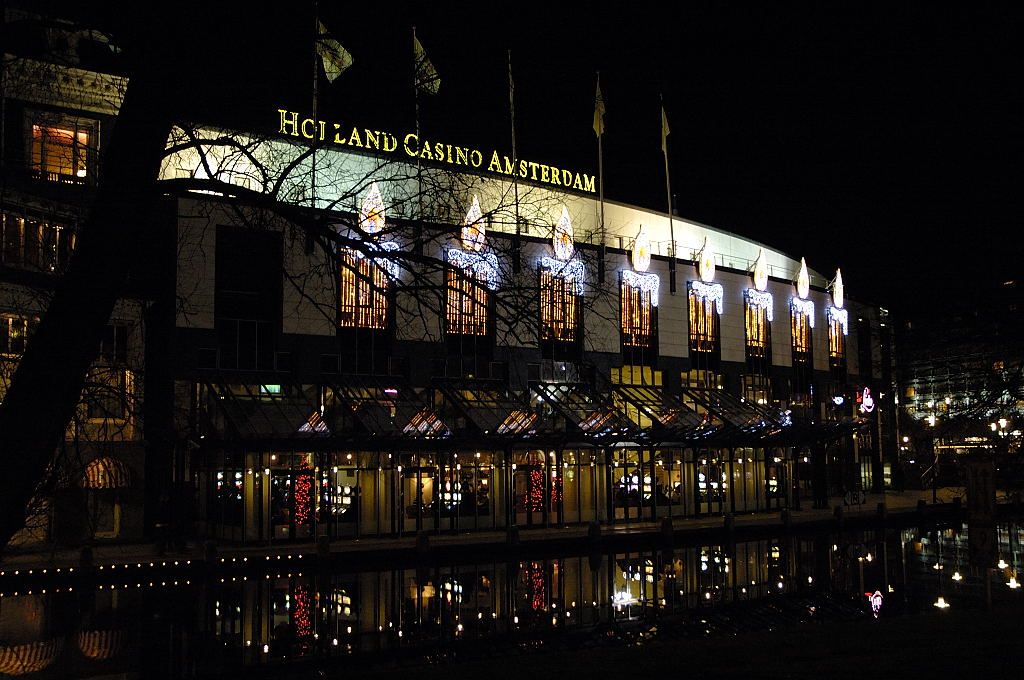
661 105 671 154
414 35 441 94
316 20 353 83
593 78 606 137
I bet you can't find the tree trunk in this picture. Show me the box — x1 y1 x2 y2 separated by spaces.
0 76 170 551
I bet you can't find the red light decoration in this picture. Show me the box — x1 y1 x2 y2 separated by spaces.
293 583 312 640
294 472 313 526
527 561 546 612
529 468 544 511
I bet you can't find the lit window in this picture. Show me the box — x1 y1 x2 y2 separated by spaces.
742 374 772 405
1 211 76 271
745 298 770 358
688 286 718 354
540 269 580 343
681 368 721 415
446 267 489 336
338 250 388 330
0 315 37 355
610 366 662 427
621 278 655 348
828 315 846 361
611 365 662 387
791 307 812 360
31 121 93 183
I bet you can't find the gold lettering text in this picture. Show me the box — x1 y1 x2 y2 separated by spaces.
403 133 419 156
488 150 502 173
278 109 299 136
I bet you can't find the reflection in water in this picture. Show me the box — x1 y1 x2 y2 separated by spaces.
1 521 1022 678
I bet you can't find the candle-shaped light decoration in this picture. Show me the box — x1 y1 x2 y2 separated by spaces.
698 238 716 282
462 195 485 252
632 225 651 273
796 257 810 300
832 268 844 309
554 206 574 261
753 248 769 292
360 182 385 234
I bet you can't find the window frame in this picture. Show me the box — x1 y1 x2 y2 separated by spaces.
620 276 656 350
446 266 491 337
338 249 390 331
27 112 98 185
539 267 582 345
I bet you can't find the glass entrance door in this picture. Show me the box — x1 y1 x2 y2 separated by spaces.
695 454 726 515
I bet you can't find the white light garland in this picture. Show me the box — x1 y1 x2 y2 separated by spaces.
622 270 659 307
448 248 500 290
791 297 815 328
690 280 723 313
745 289 774 322
540 256 586 295
827 305 849 336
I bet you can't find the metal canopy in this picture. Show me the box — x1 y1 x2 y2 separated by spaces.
198 380 328 441
194 377 858 451
531 381 636 443
681 386 786 436
435 378 540 437
325 375 449 439
611 384 713 441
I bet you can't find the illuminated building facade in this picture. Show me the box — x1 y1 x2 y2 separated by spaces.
0 9 895 549
0 10 146 547
159 116 894 542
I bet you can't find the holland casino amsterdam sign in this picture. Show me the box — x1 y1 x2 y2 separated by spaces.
277 110 597 194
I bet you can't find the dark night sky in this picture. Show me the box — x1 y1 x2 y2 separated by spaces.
311 4 1024 317
64 2 1024 317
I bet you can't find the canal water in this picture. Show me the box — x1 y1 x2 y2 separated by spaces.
0 519 1021 678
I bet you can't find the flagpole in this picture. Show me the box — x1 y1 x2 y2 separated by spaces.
413 26 423 232
311 1 319 211
596 72 605 245
661 94 675 293
508 50 520 245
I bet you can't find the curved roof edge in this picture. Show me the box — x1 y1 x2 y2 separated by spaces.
159 125 829 288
